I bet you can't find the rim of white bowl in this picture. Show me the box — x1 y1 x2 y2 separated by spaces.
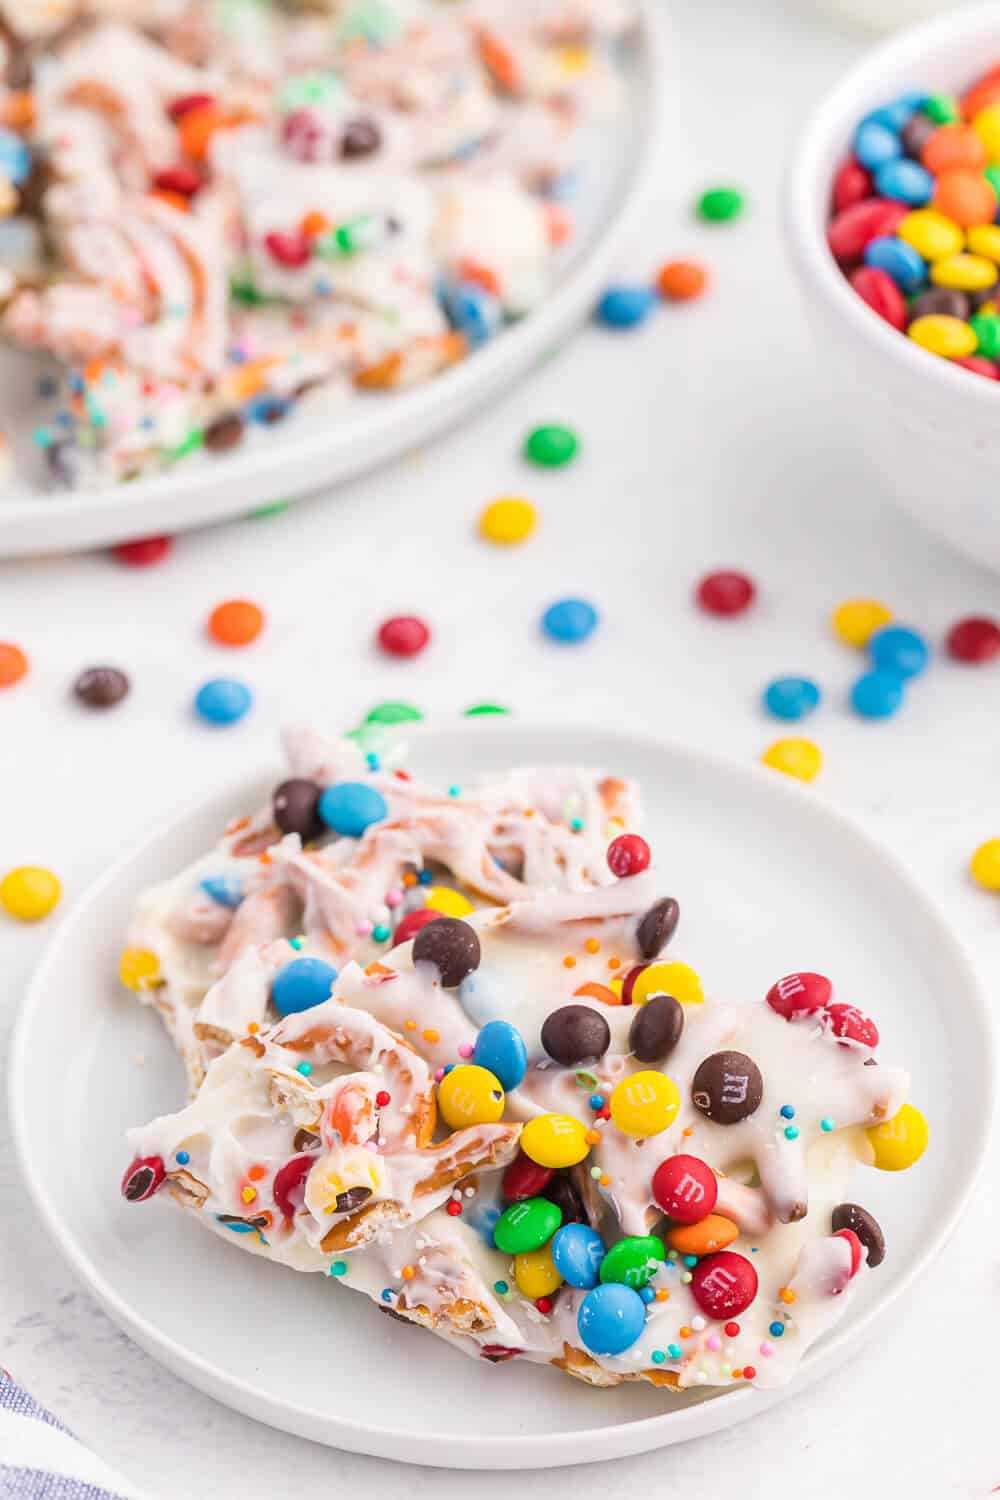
8 720 997 1465
784 0 1000 407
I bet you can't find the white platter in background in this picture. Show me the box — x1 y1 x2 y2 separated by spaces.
0 6 666 558
8 721 993 1467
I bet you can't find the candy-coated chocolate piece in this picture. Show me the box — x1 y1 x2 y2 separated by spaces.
826 1003 879 1049
318 781 389 837
851 670 905 719
831 598 894 648
624 960 703 1008
761 738 823 782
696 569 755 616
689 1251 758 1319
514 1244 563 1299
194 677 253 725
523 425 579 468
609 1070 680 1137
541 1004 611 1066
424 885 474 919
392 907 441 946
766 971 832 1020
606 833 650 878
273 1155 313 1219
577 1282 647 1355
473 1019 528 1090
596 285 656 328
691 1051 763 1124
479 497 536 545
635 897 680 959
946 616 1000 662
551 1223 606 1288
121 1155 166 1202
628 994 684 1063
0 865 61 922
271 957 338 1016
763 676 821 721
119 947 160 991
74 666 129 708
868 624 929 678
273 778 322 840
866 1103 929 1170
377 616 430 657
520 1113 590 1169
666 1214 739 1257
542 598 599 644
970 837 1000 889
208 599 265 647
438 1064 505 1129
494 1197 561 1255
831 1202 885 1267
412 917 481 987
502 1151 554 1202
598 1233 665 1289
652 1154 718 1224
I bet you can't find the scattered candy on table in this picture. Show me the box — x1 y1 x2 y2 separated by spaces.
479 497 537 545
208 599 266 647
829 72 1000 378
970 837 1000 890
595 285 657 329
868 624 929 678
541 597 599 644
851 670 905 719
194 677 253 726
761 737 823 782
0 865 61 922
377 615 431 658
697 186 746 223
696 569 756 616
114 535 172 567
0 641 28 687
523 424 579 468
73 666 130 709
656 260 709 301
763 676 821 721
946 615 1000 661
831 597 894 648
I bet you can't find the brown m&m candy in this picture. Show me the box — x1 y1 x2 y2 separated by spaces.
273 778 322 840
628 994 683 1063
74 666 129 708
341 117 382 158
542 1171 586 1224
831 1202 885 1268
412 916 481 987
204 411 245 453
691 1051 763 1124
541 1004 611 1066
635 897 679 960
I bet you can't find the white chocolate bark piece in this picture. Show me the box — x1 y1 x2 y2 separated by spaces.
125 849 913 1394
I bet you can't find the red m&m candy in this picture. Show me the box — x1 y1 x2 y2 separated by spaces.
690 1251 758 1319
114 535 172 567
827 198 907 262
848 265 906 331
651 1153 717 1224
378 615 431 658
834 1227 864 1278
501 1150 555 1202
392 907 441 946
825 1003 879 1049
696 570 755 616
832 157 872 212
765 971 832 1020
121 1155 166 1202
607 833 650 878
273 1155 313 1219
946 616 1000 662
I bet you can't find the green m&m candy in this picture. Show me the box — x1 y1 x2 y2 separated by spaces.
493 1197 562 1255
365 700 424 725
523 424 579 468
598 1234 665 1290
696 186 745 223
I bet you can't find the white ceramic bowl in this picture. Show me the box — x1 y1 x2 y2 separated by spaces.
784 3 1000 572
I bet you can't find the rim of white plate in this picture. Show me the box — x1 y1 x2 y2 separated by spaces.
0 2 669 557
8 720 995 1466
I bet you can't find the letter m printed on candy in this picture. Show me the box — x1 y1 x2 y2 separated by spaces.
674 1171 707 1206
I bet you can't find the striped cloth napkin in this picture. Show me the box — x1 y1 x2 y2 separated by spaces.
0 1371 147 1500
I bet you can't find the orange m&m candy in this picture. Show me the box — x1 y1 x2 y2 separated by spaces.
0 642 28 688
933 167 998 227
656 260 709 301
921 123 987 174
208 599 265 647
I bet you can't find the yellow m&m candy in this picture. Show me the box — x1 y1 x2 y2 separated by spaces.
119 947 161 991
424 885 474 919
521 1112 590 1169
930 251 999 292
908 314 978 359
610 1070 680 1137
761 738 823 783
897 209 964 262
831 598 893 649
479 497 537 546
437 1065 505 1129
514 1244 563 1299
970 838 1000 891
967 224 1000 263
629 961 703 1007
866 1104 929 1171
0 865 61 922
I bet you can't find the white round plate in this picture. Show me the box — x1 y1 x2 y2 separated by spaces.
0 8 665 559
9 722 993 1467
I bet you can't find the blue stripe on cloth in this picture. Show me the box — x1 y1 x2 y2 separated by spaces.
1 1466 129 1500
0 1373 63 1432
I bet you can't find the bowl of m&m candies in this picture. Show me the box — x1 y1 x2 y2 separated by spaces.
785 3 1000 571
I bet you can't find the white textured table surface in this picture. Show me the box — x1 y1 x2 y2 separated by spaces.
3 2 1000 1496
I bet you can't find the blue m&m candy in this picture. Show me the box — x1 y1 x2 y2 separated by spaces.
0 129 31 186
551 1223 606 1289
199 875 244 908
868 624 929 678
763 676 821 721
194 678 253 725
271 956 338 1016
542 598 599 644
577 1282 646 1355
851 670 905 719
874 159 933 207
318 781 388 836
863 236 926 293
596 285 656 329
853 118 901 170
472 1019 528 1091
440 281 502 348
